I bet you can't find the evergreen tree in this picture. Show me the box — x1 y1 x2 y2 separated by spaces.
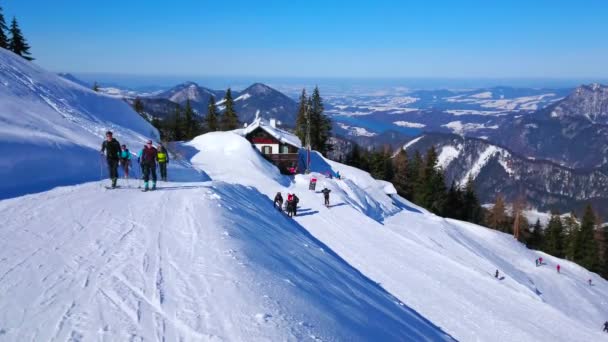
9 17 33 60
573 205 600 271
563 213 580 260
310 86 332 155
544 212 565 258
346 143 363 169
205 95 219 132
170 104 185 141
294 89 308 146
414 146 439 208
220 88 239 130
405 150 423 201
443 182 464 220
183 99 199 139
462 176 483 224
527 219 545 250
92 82 100 92
0 6 9 49
392 150 411 198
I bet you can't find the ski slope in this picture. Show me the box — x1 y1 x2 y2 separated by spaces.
0 47 158 199
185 132 608 341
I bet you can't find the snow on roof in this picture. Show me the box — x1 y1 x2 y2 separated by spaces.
241 117 302 148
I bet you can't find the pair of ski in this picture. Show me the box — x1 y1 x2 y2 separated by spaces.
104 185 157 192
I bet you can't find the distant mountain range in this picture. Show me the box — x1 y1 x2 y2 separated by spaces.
404 133 608 217
57 74 301 127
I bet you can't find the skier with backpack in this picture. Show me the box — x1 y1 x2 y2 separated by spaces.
321 187 331 207
274 192 283 211
119 144 131 179
100 131 121 188
140 140 158 191
157 144 169 181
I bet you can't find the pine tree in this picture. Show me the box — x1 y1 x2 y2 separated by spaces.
574 205 600 271
527 219 545 250
0 6 9 49
392 150 410 198
294 89 308 146
563 213 579 260
170 104 185 141
487 194 508 231
221 88 239 130
9 17 33 60
462 176 483 224
414 146 439 208
92 82 100 92
443 182 464 220
205 95 219 132
310 86 332 155
405 150 423 201
544 212 565 258
183 99 199 139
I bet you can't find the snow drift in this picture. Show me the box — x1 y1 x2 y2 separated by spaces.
0 48 158 198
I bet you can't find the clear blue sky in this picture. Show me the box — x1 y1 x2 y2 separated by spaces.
3 0 608 78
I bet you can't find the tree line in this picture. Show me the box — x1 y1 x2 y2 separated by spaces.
294 87 332 156
0 5 34 60
132 89 240 142
487 194 608 278
344 144 484 224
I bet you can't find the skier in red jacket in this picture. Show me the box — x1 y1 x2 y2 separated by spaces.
557 264 561 273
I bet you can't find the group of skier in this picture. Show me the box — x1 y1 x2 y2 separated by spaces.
272 186 334 217
100 131 169 191
274 192 299 217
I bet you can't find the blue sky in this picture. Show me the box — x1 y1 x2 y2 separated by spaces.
3 0 608 78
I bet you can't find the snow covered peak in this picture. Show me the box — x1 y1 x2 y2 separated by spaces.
243 82 274 95
552 83 608 123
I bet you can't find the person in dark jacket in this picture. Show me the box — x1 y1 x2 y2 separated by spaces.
286 193 294 217
603 321 608 332
274 192 283 211
140 140 158 191
292 194 299 216
321 188 331 207
495 270 499 278
157 144 169 181
100 131 121 188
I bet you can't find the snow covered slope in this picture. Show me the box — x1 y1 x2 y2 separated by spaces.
0 181 453 341
0 48 158 198
184 132 608 341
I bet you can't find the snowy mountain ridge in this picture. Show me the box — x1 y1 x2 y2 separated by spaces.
0 48 158 199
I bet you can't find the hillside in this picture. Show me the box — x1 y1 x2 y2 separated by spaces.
0 48 159 199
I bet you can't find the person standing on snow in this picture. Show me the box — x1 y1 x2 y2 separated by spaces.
535 259 539 267
140 140 158 191
539 257 543 265
119 144 131 179
603 321 608 332
157 144 169 181
286 193 295 217
321 187 331 207
557 264 561 273
100 131 121 188
495 270 499 278
274 192 283 211
292 194 299 216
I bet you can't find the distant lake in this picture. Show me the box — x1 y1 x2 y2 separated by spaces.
333 115 422 136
